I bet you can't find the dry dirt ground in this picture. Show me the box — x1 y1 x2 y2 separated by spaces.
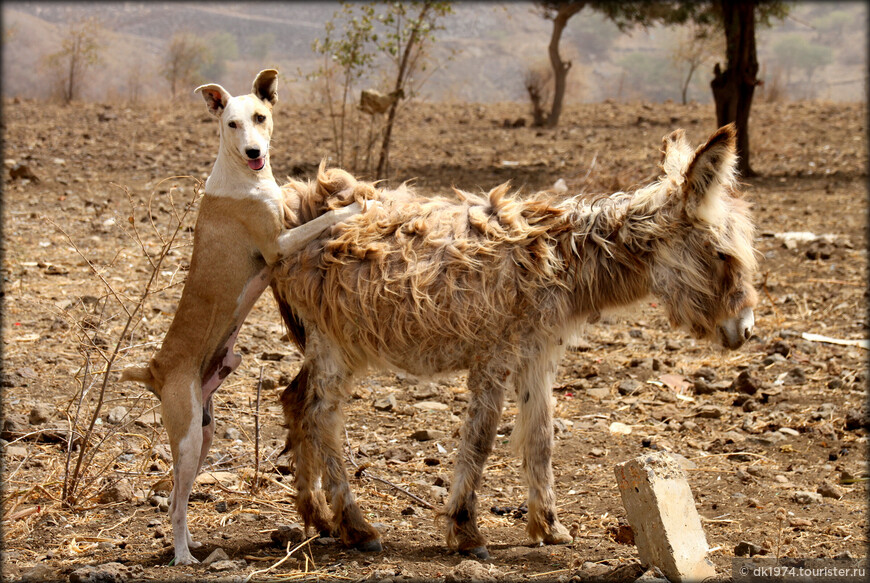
1 97 867 582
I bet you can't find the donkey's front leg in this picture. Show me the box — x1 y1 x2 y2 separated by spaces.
445 362 507 559
513 345 572 545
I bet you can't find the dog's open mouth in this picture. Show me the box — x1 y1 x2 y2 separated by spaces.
248 158 265 171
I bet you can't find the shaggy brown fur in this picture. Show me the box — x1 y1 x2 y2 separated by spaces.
270 124 758 558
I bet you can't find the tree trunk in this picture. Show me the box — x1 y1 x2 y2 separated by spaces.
546 2 584 129
375 4 431 181
710 0 758 176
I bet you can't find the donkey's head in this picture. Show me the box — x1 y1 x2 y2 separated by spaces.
651 124 758 349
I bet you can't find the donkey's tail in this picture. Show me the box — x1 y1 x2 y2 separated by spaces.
273 287 305 353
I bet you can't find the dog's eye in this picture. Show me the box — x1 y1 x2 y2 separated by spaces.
255 114 266 124
228 121 237 129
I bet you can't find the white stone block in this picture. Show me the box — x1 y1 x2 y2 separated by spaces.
614 451 716 582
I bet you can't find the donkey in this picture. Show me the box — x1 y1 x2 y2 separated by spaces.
268 124 758 558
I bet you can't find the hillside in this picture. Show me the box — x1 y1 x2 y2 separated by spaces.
1 1 866 104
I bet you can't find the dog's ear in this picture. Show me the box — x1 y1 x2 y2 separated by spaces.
252 69 278 106
195 84 232 117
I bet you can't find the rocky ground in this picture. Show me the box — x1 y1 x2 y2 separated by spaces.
1 96 867 582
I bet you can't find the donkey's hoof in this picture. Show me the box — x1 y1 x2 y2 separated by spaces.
355 539 383 553
461 545 490 560
543 522 573 545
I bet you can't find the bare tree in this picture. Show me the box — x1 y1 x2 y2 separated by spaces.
534 1 585 128
670 21 723 105
44 17 103 105
162 32 208 99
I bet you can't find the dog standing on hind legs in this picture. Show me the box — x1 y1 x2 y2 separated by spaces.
120 69 364 565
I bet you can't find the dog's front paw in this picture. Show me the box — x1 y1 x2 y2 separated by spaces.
172 552 199 566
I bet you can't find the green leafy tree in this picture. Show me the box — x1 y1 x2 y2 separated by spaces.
162 32 209 99
250 32 275 62
531 1 678 128
772 34 833 93
313 1 453 181
201 31 239 80
45 17 103 105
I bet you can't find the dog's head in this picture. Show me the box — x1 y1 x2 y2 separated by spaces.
195 69 278 172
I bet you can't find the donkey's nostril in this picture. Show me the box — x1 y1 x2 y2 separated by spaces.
246 148 260 160
744 327 752 340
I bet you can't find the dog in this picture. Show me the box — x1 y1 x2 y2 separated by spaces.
121 69 363 565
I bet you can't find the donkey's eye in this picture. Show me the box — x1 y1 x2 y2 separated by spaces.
228 121 237 129
255 114 266 124
717 251 728 261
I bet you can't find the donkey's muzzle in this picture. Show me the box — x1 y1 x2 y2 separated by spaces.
717 306 755 350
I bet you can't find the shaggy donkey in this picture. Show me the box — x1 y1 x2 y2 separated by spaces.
269 124 758 558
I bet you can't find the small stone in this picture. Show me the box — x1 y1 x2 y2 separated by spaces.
271 524 305 547
792 491 823 505
618 379 643 396
768 340 791 357
134 411 162 427
222 427 241 440
445 559 499 583
259 352 285 361
413 400 449 411
784 367 807 385
692 378 714 395
734 541 768 557
817 481 844 500
400 506 416 516
215 500 228 513
409 429 446 441
694 405 724 419
694 367 717 382
106 405 128 424
208 559 245 571
590 447 606 457
5 445 28 459
238 512 258 522
275 452 292 474
731 371 759 394
827 378 844 390
203 547 230 565
373 395 397 411
778 427 800 436
28 403 53 425
99 479 133 503
149 495 169 512
629 329 644 339
21 563 57 582
788 517 812 528
69 563 129 583
586 387 610 399
844 409 866 431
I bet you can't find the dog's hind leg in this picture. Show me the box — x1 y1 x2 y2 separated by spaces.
162 372 205 565
513 342 572 546
444 358 508 559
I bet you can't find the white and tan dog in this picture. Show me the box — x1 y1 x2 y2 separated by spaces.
121 69 361 565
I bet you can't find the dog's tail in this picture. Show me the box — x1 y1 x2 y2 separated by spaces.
119 365 161 398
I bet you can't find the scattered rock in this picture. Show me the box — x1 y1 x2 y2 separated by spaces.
69 562 130 583
413 400 449 411
10 162 39 182
788 517 812 529
731 371 759 394
203 547 230 566
844 409 866 431
209 559 246 572
275 451 292 474
792 491 823 505
768 340 791 357
586 387 611 399
149 495 169 511
28 403 53 425
783 367 807 385
409 429 446 441
694 405 725 419
99 479 133 503
373 395 397 411
222 427 241 440
106 406 128 425
134 411 162 428
5 445 28 459
271 524 305 547
817 481 844 500
401 506 416 516
21 563 58 582
734 541 768 557
446 559 499 583
215 500 228 513
590 447 607 457
259 351 285 361
618 379 643 396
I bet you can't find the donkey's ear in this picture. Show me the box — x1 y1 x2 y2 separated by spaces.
195 84 232 117
660 128 693 179
252 69 278 106
682 124 738 222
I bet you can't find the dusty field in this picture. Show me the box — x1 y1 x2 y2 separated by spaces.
1 96 867 582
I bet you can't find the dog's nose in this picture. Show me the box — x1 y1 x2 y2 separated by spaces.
245 148 260 160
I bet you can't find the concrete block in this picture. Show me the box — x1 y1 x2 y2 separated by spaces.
614 451 716 582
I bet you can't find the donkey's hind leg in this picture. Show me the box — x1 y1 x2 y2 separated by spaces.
444 359 508 559
280 365 333 536
513 342 572 545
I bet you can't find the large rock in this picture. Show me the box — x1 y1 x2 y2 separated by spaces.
614 452 716 582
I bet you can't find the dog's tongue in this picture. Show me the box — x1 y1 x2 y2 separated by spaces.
248 158 265 171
